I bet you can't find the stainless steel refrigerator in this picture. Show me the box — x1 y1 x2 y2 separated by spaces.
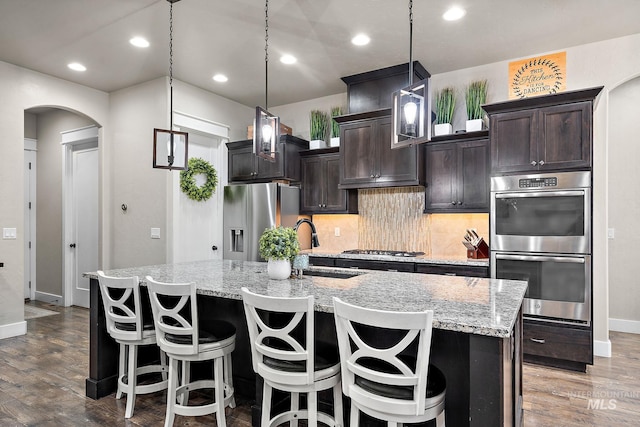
222 183 300 261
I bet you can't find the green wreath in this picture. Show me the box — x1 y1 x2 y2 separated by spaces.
180 157 218 202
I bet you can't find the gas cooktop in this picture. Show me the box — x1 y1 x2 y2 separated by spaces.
342 249 425 257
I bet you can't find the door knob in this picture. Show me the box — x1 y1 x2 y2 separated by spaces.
539 160 545 166
69 243 76 248
530 161 537 166
212 245 218 251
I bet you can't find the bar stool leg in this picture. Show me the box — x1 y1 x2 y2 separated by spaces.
160 349 168 381
308 391 318 427
350 406 359 427
436 410 446 426
179 361 190 405
116 343 126 399
224 353 235 408
124 344 138 418
333 384 344 427
290 392 299 427
262 382 273 427
165 357 179 427
214 356 227 427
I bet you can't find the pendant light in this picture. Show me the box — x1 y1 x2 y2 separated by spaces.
391 0 432 149
253 0 279 162
153 0 189 170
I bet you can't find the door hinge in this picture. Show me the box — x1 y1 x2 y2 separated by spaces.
29 202 32 209
29 281 31 289
29 241 31 249
29 162 32 170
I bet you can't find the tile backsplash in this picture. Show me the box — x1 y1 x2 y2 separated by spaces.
311 187 489 258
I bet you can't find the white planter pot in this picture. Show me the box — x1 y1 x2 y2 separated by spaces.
309 139 327 150
329 137 340 147
466 119 483 132
434 123 453 136
267 259 291 280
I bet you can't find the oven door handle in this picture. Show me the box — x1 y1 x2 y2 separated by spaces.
495 254 586 264
494 190 585 199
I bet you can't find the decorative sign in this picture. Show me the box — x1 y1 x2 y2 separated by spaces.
509 52 566 99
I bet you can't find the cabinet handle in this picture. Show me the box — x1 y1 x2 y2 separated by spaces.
539 160 545 166
457 201 463 205
444 272 456 276
530 161 537 166
530 338 546 344
451 201 457 205
376 174 381 178
370 174 375 178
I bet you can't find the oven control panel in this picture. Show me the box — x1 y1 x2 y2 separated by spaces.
519 177 558 188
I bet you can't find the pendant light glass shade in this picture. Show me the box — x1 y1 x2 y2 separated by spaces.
253 106 279 161
392 78 431 148
153 128 189 170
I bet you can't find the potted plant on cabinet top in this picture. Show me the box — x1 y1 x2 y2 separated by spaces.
259 226 300 280
309 109 329 149
329 106 343 147
465 79 488 132
434 87 456 136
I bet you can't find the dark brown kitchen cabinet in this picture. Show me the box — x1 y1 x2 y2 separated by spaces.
484 86 603 175
523 319 592 372
334 258 415 272
226 135 308 183
300 148 357 214
425 132 489 213
414 263 489 278
335 110 425 189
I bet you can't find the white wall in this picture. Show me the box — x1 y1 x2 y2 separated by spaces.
272 93 347 141
0 60 108 336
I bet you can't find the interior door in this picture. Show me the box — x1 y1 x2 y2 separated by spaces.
173 132 224 262
71 147 99 308
24 147 37 299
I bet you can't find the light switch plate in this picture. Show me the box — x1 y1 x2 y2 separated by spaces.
151 228 161 239
334 227 340 237
2 228 17 239
607 228 615 239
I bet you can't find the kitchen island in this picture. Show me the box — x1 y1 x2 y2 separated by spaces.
85 259 526 427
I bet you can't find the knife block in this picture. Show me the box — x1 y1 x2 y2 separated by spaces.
467 238 489 259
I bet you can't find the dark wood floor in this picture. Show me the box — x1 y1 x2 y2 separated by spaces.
1 302 638 426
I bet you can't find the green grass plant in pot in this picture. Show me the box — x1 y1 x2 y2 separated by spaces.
434 87 456 136
465 79 488 132
259 226 300 279
329 106 343 147
309 109 329 149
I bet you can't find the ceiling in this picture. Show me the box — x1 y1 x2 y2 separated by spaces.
2 0 640 108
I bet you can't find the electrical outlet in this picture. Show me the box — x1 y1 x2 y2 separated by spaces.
607 228 615 239
151 228 161 239
334 227 340 237
2 228 17 239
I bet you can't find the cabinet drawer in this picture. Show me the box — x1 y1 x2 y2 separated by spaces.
308 256 336 267
415 264 489 277
523 321 591 364
334 259 415 272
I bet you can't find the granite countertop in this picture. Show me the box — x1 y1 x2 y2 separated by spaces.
303 250 490 267
87 259 525 338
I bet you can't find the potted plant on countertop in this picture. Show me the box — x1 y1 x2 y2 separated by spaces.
434 87 456 136
309 109 329 149
465 79 488 132
329 106 343 147
259 226 300 280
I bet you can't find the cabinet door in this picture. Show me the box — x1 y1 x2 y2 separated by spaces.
255 146 284 179
324 155 347 211
228 144 256 182
490 110 538 174
538 102 591 170
425 143 457 211
340 120 377 186
457 139 490 211
300 156 324 213
376 116 418 184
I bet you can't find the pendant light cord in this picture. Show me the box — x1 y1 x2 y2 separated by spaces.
264 0 269 110
408 0 413 86
169 1 174 130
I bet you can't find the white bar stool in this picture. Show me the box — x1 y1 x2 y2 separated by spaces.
333 297 446 426
241 287 343 427
146 276 236 427
97 271 168 419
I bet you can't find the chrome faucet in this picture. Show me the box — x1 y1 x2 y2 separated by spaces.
294 218 320 248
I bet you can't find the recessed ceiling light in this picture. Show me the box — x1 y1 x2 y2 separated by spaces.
213 74 228 82
129 36 150 48
68 62 86 72
280 54 297 65
443 6 466 21
351 34 370 46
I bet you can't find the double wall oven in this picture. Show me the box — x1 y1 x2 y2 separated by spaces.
490 171 592 325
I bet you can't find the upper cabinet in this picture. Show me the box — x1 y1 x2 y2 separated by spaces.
300 148 358 214
425 132 490 213
336 111 425 189
227 135 308 183
484 87 603 175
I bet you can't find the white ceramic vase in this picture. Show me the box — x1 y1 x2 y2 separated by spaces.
309 139 327 150
267 259 291 280
434 123 453 136
466 119 483 132
329 137 340 147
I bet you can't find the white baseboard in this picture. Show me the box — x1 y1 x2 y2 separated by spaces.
35 291 63 306
594 339 612 358
0 321 27 339
609 318 640 334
